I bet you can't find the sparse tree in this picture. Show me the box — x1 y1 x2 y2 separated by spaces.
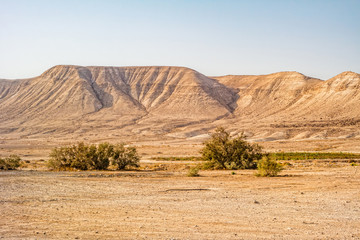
201 127 262 169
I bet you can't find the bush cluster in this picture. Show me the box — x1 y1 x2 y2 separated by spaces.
0 155 22 170
201 127 263 169
48 142 139 170
256 156 283 177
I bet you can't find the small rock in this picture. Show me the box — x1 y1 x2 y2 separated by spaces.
254 200 260 204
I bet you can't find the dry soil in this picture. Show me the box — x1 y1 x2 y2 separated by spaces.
1 162 359 239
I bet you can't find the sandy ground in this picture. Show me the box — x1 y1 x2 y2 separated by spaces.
1 162 359 240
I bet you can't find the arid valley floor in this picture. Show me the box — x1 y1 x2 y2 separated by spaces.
1 161 359 239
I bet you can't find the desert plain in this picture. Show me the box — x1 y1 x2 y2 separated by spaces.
1 161 360 239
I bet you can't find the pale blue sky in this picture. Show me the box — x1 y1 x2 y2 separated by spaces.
1 0 359 80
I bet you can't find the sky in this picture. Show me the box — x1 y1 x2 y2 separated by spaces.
1 0 359 80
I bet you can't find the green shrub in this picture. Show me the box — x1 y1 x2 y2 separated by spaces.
90 143 114 170
48 146 73 170
111 144 140 170
0 155 22 170
69 142 92 170
48 143 99 170
187 166 200 177
256 156 283 177
201 127 263 170
48 142 139 170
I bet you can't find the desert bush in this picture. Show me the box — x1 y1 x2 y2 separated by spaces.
201 127 263 170
0 155 22 170
89 142 114 170
187 166 200 177
111 144 140 170
48 143 96 170
48 142 139 170
69 142 93 170
48 146 73 170
256 156 283 177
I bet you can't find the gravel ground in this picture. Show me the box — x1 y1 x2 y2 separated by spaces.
1 166 359 239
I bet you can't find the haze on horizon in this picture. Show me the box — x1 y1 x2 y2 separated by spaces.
1 0 359 80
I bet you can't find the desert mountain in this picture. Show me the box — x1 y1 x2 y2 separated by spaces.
0 65 359 142
214 71 322 119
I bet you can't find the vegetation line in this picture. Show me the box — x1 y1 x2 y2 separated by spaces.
268 152 360 160
151 156 202 161
152 152 360 162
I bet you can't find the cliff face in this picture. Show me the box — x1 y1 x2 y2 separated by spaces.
0 65 359 141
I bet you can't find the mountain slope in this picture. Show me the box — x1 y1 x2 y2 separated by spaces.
297 71 360 119
0 65 236 137
0 66 359 142
87 66 236 119
214 71 322 119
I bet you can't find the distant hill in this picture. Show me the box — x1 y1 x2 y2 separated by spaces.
0 65 359 142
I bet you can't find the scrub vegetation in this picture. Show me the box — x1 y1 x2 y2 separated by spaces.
201 127 263 170
0 155 22 170
268 152 360 160
48 142 139 171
